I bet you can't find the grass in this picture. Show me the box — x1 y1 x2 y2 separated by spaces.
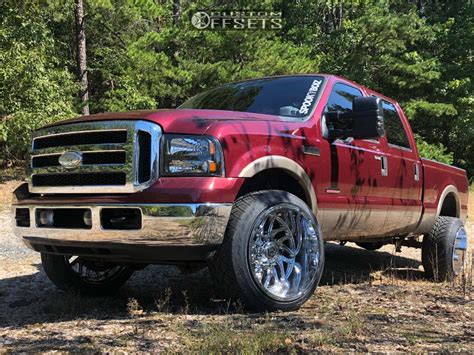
0 166 26 184
184 323 300 353
1 259 472 353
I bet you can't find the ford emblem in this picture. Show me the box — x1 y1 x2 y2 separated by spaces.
58 151 82 169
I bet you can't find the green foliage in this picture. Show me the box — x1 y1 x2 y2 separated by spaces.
415 135 453 165
98 76 156 111
0 0 472 176
0 2 77 162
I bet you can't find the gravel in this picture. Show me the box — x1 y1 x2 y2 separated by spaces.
0 211 36 258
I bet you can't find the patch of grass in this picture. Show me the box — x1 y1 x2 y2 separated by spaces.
0 165 26 183
127 298 144 335
404 333 418 346
184 322 301 353
308 332 333 347
155 288 172 313
336 310 364 341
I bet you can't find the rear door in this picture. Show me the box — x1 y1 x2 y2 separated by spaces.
377 99 423 234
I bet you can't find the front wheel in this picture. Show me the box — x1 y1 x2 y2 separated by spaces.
41 253 134 295
209 190 325 312
422 216 468 281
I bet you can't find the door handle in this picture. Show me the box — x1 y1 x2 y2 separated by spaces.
374 155 388 176
414 163 420 181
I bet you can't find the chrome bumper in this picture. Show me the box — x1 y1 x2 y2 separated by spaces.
12 203 232 248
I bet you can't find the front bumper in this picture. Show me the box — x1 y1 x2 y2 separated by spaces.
12 203 232 262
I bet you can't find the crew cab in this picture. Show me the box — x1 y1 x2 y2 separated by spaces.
12 74 469 311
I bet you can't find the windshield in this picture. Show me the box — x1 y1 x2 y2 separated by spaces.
179 76 324 120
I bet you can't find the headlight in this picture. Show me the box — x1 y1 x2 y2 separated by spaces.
161 135 224 176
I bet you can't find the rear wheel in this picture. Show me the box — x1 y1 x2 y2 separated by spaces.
422 216 468 281
209 190 325 312
41 253 134 295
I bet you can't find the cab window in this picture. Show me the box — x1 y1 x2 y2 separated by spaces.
326 83 363 112
382 100 410 149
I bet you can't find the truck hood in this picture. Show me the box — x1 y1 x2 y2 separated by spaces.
45 109 286 135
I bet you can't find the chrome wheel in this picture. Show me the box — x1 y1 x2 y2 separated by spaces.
248 203 322 301
66 256 126 283
452 227 467 275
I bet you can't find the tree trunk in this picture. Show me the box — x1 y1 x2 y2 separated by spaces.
75 0 89 115
173 0 180 25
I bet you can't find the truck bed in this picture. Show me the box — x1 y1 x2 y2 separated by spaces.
422 158 469 223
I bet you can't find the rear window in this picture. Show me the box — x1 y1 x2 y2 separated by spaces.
179 76 324 120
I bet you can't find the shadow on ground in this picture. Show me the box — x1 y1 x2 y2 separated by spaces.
0 242 424 329
321 242 423 285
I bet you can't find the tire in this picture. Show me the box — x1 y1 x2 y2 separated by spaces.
355 242 385 251
41 253 134 296
209 190 325 312
422 216 468 282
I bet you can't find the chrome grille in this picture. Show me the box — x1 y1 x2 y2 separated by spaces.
33 130 128 149
32 172 127 187
28 120 161 194
31 151 127 168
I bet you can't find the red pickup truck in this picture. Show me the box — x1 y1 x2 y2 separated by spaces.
12 74 469 311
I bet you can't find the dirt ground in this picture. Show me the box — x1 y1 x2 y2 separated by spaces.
0 180 472 353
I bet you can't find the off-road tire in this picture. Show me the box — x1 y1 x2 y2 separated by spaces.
422 216 467 281
41 253 134 296
209 190 325 312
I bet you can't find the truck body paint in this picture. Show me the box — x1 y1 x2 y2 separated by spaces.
17 74 469 242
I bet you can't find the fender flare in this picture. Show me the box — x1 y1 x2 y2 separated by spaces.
238 156 318 214
436 185 461 219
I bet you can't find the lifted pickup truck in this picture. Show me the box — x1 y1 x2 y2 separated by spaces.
12 74 469 311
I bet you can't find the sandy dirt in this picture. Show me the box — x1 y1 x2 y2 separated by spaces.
0 180 472 352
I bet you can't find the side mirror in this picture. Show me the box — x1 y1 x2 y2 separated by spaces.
325 97 385 140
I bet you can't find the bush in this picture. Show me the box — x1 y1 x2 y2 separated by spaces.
415 134 453 164
0 4 78 164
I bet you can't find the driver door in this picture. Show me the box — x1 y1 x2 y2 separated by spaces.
318 82 389 239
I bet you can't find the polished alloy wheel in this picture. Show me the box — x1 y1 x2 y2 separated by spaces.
66 256 126 283
452 227 467 275
248 203 322 301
